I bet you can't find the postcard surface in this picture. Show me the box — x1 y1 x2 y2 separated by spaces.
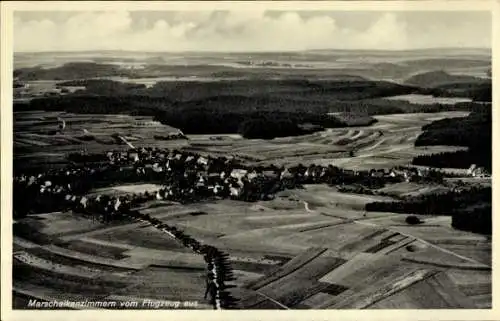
1 1 497 320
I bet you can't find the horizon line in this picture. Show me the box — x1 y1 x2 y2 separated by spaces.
14 47 492 55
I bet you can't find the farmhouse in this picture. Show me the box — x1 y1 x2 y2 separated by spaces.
467 164 489 178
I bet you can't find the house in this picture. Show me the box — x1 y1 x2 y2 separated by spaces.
198 156 208 166
467 164 477 176
230 169 248 180
247 170 259 181
196 176 206 188
471 166 489 178
152 163 163 172
230 187 240 197
370 170 384 178
213 184 224 195
128 152 139 162
416 168 425 177
262 170 277 178
280 168 293 179
80 197 88 208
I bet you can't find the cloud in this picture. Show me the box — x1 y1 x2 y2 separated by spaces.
13 11 491 52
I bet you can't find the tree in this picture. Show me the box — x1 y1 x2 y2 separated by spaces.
405 215 422 225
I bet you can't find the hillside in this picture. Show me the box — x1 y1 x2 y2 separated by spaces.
404 70 483 87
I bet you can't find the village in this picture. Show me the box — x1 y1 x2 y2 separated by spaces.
14 146 455 210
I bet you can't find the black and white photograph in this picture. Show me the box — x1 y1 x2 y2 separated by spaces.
1 1 495 317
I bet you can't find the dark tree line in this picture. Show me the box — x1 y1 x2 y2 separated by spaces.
153 108 347 138
365 187 491 234
452 204 491 235
365 186 491 215
413 110 491 171
412 150 486 170
19 95 166 116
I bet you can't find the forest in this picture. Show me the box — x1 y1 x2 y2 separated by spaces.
412 151 482 170
413 110 491 170
365 186 491 214
365 186 491 234
15 73 491 140
451 204 491 234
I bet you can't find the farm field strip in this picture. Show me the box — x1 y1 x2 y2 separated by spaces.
13 260 130 296
327 267 439 309
13 285 105 310
366 271 476 309
123 247 205 265
245 247 328 290
257 255 347 306
88 226 194 253
418 272 477 308
336 229 393 253
78 237 138 250
319 252 388 285
60 221 149 241
356 221 490 268
14 251 103 278
41 244 147 270
14 236 42 249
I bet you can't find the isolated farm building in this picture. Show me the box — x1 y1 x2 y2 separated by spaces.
466 164 489 177
467 164 477 176
470 166 489 178
128 151 140 162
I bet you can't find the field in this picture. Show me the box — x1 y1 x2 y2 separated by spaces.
13 184 491 309
90 184 163 196
11 48 491 310
219 111 469 169
14 111 183 171
12 107 491 310
14 110 470 172
384 94 473 105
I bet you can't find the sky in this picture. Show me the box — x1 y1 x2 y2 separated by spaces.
13 10 492 52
